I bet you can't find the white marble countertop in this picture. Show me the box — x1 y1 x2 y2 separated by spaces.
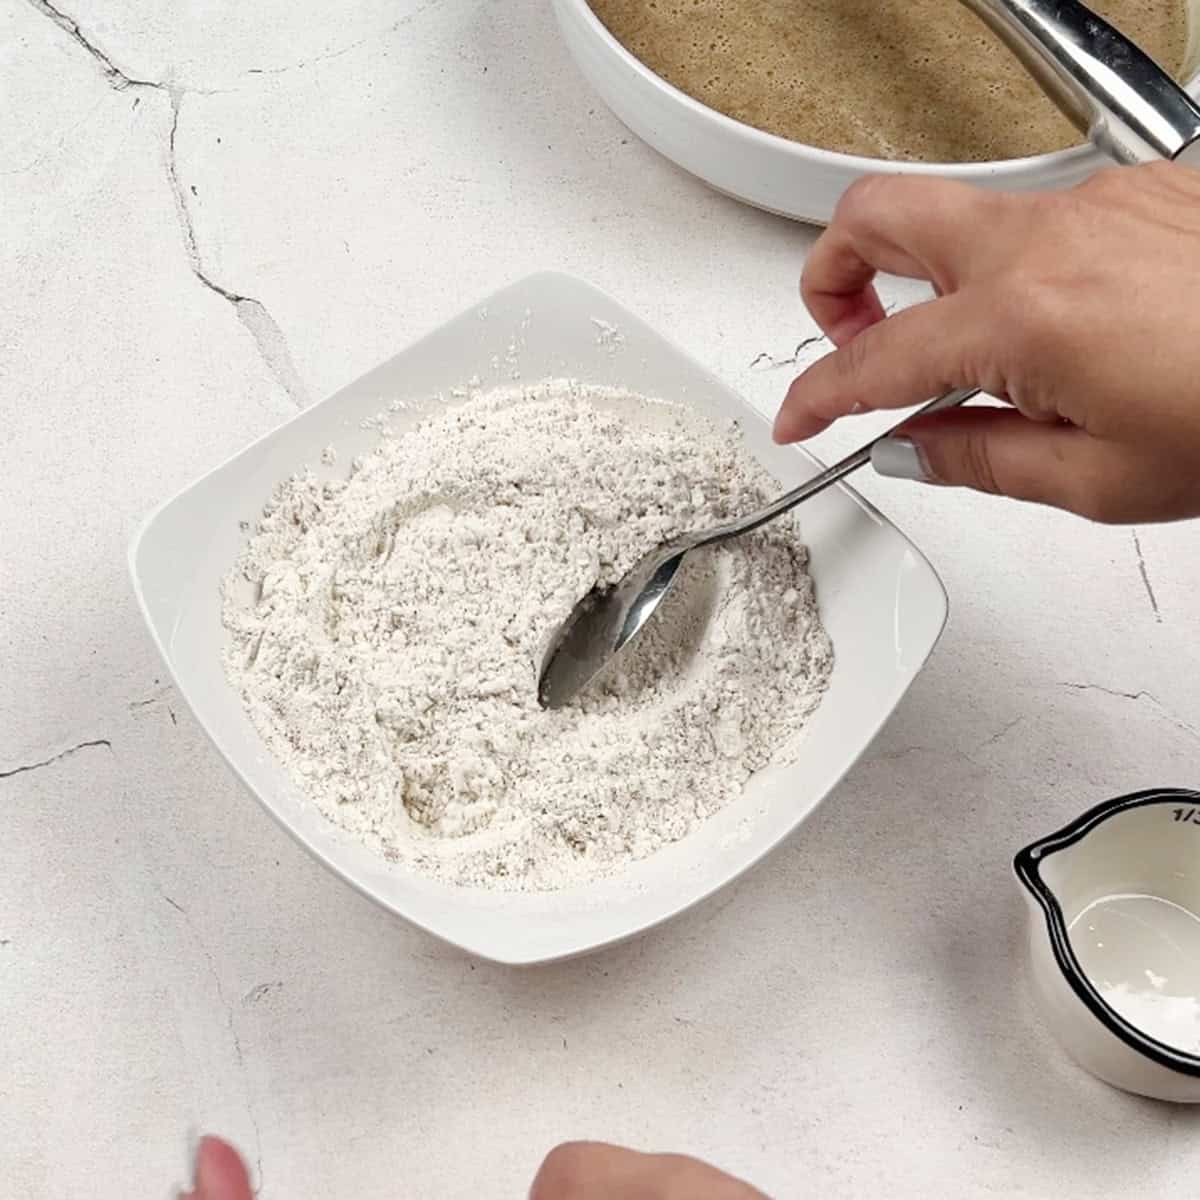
4 1 1200 1196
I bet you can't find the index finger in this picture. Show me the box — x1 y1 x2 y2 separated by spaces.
803 175 1002 345
774 292 978 442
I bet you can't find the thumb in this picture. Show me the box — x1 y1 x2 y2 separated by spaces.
870 405 1118 519
180 1137 254 1200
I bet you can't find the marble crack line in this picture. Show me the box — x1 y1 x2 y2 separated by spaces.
129 684 173 711
245 35 371 76
1061 682 1200 741
160 891 264 1194
0 738 112 781
1062 681 1154 703
976 716 1023 753
872 736 999 776
748 306 899 372
240 1 439 78
129 687 179 726
395 0 443 33
749 334 825 372
27 0 159 90
242 981 283 1005
166 92 310 409
27 0 230 96
1131 528 1163 623
870 743 979 771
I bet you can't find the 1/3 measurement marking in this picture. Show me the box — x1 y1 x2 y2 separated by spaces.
1172 807 1200 826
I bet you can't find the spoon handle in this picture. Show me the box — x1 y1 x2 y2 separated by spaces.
698 387 980 547
957 0 1200 166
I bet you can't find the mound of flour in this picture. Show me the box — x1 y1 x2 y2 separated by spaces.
222 380 833 891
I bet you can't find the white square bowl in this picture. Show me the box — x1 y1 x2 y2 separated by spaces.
130 271 947 965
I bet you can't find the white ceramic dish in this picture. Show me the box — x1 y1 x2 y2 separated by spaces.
130 271 948 966
552 0 1200 225
1016 788 1200 1102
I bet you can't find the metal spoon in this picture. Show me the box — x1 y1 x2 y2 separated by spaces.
537 387 978 709
956 0 1200 167
538 0 1200 710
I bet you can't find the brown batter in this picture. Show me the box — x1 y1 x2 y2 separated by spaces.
589 0 1190 161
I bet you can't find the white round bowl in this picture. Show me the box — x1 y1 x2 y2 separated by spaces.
553 0 1200 225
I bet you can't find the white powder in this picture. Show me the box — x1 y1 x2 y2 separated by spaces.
222 380 833 891
591 317 625 353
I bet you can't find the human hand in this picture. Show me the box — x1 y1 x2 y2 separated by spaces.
178 1136 253 1200
774 163 1200 524
529 1141 769 1199
173 1134 769 1199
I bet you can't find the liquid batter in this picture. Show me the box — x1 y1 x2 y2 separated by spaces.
589 0 1189 161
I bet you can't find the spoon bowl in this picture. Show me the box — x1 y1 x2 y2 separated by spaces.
537 388 979 709
537 540 691 709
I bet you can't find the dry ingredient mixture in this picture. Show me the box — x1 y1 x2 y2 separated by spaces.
222 381 833 891
589 0 1189 162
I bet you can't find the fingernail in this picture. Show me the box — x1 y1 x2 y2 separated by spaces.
828 315 874 346
850 402 869 415
871 436 934 482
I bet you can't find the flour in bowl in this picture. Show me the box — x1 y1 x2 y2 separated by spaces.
222 380 833 890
